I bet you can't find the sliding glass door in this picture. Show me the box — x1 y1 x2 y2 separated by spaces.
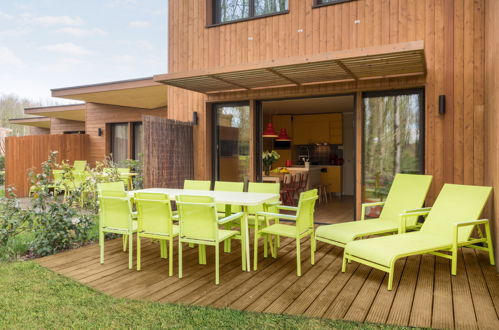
362 89 424 208
213 102 252 182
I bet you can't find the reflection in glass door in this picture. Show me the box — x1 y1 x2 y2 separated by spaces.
214 102 251 182
362 89 424 213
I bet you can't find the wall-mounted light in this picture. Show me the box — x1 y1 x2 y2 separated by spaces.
438 95 446 115
192 111 198 125
98 128 103 136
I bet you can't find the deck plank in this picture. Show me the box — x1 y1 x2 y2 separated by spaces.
386 256 421 326
408 254 435 328
463 249 499 330
431 255 454 329
35 238 499 329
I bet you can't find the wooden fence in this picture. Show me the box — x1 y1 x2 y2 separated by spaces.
5 134 88 197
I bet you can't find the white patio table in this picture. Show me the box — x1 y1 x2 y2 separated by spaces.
130 188 279 271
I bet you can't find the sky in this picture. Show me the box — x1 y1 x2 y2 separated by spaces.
0 0 168 102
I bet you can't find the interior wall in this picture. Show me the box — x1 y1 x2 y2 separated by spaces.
484 0 499 270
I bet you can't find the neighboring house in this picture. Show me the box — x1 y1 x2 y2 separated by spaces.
0 127 12 155
9 0 499 267
10 77 168 164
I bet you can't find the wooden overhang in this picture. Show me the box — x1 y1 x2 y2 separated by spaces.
24 104 86 122
154 41 426 94
51 77 168 109
9 117 51 128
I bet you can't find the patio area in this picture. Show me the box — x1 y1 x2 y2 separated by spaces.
37 235 499 329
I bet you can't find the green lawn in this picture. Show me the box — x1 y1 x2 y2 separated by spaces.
0 262 411 329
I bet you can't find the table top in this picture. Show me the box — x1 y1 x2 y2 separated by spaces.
130 188 279 206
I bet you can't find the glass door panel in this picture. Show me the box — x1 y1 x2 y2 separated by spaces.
362 89 424 216
214 103 251 182
110 123 129 164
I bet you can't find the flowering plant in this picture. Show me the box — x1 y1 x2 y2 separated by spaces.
262 150 280 174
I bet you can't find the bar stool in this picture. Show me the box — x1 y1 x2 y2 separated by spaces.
318 184 328 204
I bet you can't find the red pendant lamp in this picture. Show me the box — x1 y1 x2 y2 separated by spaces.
275 128 292 141
262 122 278 138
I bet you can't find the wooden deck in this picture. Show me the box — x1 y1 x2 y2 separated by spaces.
37 236 499 329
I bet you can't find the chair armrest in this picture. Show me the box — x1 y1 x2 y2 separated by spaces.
276 205 298 212
360 202 385 220
218 212 244 225
452 219 489 247
453 219 489 227
398 208 431 233
265 201 282 207
256 211 297 221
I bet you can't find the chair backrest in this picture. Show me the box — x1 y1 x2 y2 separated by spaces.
99 196 133 230
247 182 280 214
292 173 301 186
97 181 125 195
135 192 173 236
295 189 319 234
420 184 492 242
184 180 211 191
73 160 87 172
52 170 64 184
214 181 244 213
177 195 219 241
299 172 309 189
378 174 433 225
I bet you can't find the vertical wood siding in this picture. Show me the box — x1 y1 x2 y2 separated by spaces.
167 0 486 205
50 119 85 134
4 134 88 197
484 0 499 269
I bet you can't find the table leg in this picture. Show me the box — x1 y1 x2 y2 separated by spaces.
242 205 251 272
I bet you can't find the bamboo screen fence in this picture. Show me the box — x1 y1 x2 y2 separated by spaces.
5 134 88 197
143 116 194 189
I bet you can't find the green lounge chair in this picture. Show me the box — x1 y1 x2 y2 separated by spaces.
98 195 137 269
73 160 87 172
247 182 281 270
135 192 178 276
343 184 494 290
176 195 244 284
256 189 318 276
184 180 211 190
314 174 433 250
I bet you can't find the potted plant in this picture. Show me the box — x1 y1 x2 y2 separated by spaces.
262 150 280 176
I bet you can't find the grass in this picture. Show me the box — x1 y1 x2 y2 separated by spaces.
0 262 411 329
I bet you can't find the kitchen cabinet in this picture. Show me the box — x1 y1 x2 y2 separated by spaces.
292 113 342 144
320 166 342 193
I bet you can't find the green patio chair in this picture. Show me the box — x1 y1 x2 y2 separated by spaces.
214 181 245 253
98 195 137 269
314 174 433 253
184 180 211 190
117 167 133 190
73 160 87 172
135 192 178 276
97 181 133 251
343 184 494 290
176 195 244 284
255 189 318 276
247 182 281 270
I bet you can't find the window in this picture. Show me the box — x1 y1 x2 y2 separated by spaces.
213 0 288 24
362 89 424 207
110 123 128 164
109 122 143 163
133 122 143 160
314 0 353 7
213 103 252 182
